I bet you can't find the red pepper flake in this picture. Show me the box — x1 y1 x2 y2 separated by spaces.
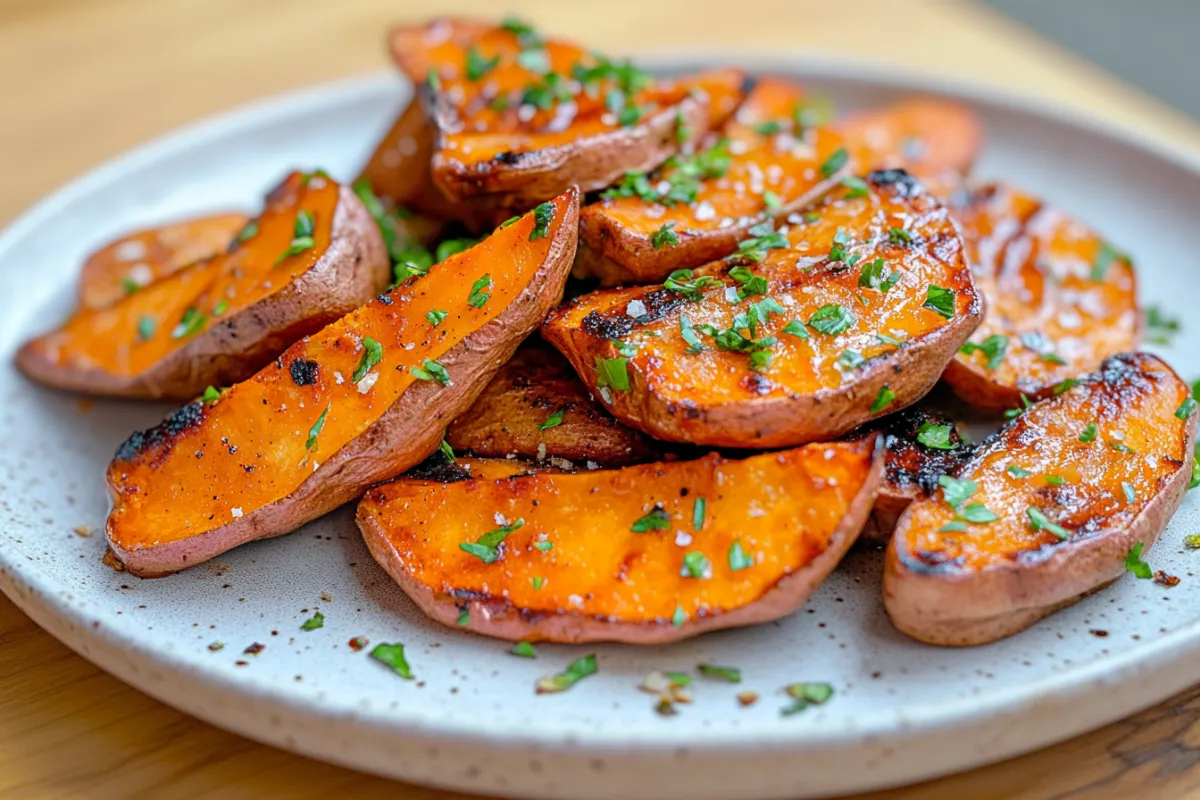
243 642 266 655
349 636 369 651
1154 571 1181 587
737 691 759 707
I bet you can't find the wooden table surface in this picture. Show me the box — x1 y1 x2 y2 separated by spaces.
4 1 1200 798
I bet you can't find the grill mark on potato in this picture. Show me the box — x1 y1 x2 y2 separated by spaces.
114 401 207 462
868 168 922 197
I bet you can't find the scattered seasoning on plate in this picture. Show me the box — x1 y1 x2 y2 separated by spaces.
243 642 265 655
300 611 324 631
370 642 414 679
536 654 598 694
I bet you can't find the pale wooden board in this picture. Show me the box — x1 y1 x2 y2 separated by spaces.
3 1 1200 798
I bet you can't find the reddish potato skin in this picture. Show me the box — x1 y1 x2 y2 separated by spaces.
885 353 1195 646
17 183 389 400
358 438 884 644
845 406 972 541
106 191 580 577
444 343 659 467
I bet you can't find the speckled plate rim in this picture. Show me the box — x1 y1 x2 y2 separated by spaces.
3 53 1200 799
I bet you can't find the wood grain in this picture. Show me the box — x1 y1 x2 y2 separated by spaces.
2 1 1200 798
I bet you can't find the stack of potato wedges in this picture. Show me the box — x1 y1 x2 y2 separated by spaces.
20 17 1196 649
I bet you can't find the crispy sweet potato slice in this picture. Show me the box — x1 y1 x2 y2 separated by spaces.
886 353 1195 646
575 78 848 285
837 97 983 199
17 173 389 399
77 212 250 310
390 18 743 209
846 406 973 541
543 169 982 448
445 342 658 467
942 183 1140 413
358 438 883 644
105 189 579 576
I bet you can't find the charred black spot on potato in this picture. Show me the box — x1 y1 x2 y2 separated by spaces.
581 311 633 340
850 407 972 496
867 168 922 198
114 401 206 462
378 294 394 305
403 451 474 483
494 151 523 165
289 359 320 386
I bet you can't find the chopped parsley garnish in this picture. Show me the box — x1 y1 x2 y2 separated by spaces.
697 664 741 683
352 337 382 383
534 540 553 552
1125 542 1152 579
1109 440 1137 454
595 357 631 392
300 611 324 631
938 475 978 510
1144 306 1180 346
680 315 705 353
435 237 481 263
762 190 782 210
728 266 769 300
1185 535 1200 549
426 67 441 92
137 315 156 341
781 682 834 716
674 109 691 143
753 120 784 135
1079 423 1098 443
1007 465 1032 478
529 202 555 240
520 71 575 110
1004 394 1034 420
923 285 955 319
538 409 564 431
213 299 228 317
1027 507 1070 540
651 222 679 249
306 403 331 450
807 304 855 335
501 16 541 45
1046 475 1065 486
857 257 898 292
511 641 538 658
672 605 688 627
171 307 206 339
370 642 413 679
460 518 524 563
829 228 852 263
465 46 500 80
1039 352 1068 365
728 539 753 571
693 497 706 530
888 227 913 245
516 47 550 74
439 440 455 462
959 334 1008 370
959 503 998 523
842 176 870 197
236 220 259 242
631 507 670 533
1090 241 1124 281
664 269 718 300
1053 378 1081 395
456 608 470 626
1123 482 1136 503
735 220 789 263
1177 397 1198 420
426 309 448 327
467 274 493 307
536 654 598 694
531 576 545 590
819 147 848 178
680 551 710 579
870 385 896 413
120 276 141 295
782 319 810 339
411 359 451 385
917 422 956 450
274 210 316 265
838 350 865 369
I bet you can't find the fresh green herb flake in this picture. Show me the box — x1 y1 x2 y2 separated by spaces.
301 611 324 631
938 475 978 510
538 409 565 431
439 439 455 462
728 539 754 571
697 663 741 683
820 147 849 178
202 385 222 404
529 202 555 240
306 403 331 451
917 423 956 450
370 642 413 679
1125 542 1153 579
137 315 157 342
807 304 855 335
426 309 448 327
595 357 631 392
651 222 679 250
536 654 598 694
671 605 687 627
959 334 1008 370
236 220 258 242
693 497 706 531
465 46 500 80
1027 507 1070 540
870 385 896 413
841 176 870 198
1007 465 1032 478
511 641 538 658
782 319 810 340
467 274 493 307
531 576 545 591
534 540 554 552
680 551 711 579
632 506 670 533
456 608 470 627
923 285 955 319
1079 423 1098 443
1123 482 1136 504
352 337 383 383
411 359 451 385
1046 474 1065 486
171 307 207 339
460 518 525 564
1177 397 1198 420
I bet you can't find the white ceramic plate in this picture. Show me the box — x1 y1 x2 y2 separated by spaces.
3 57 1200 800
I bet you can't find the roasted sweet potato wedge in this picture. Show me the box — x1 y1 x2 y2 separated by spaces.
846 406 973 541
18 172 389 399
390 18 743 209
886 353 1196 646
77 212 250 310
105 189 579 576
575 78 848 285
837 97 984 199
543 169 982 448
358 438 884 644
942 183 1140 413
445 342 659 467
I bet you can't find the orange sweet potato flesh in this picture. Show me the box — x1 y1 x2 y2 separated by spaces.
445 342 659 467
543 169 982 448
17 172 389 400
837 97 983 199
886 352 1195 646
942 183 1140 413
846 406 972 541
358 438 883 644
105 189 579 577
575 78 849 286
390 19 744 209
77 212 250 310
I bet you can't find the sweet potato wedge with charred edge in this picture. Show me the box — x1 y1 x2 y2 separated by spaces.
105 189 579 577
846 406 972 541
837 97 984 200
575 78 848 286
78 212 250 310
543 169 982 448
886 353 1195 646
358 437 884 644
390 18 743 209
18 172 389 400
942 183 1140 413
445 342 659 467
